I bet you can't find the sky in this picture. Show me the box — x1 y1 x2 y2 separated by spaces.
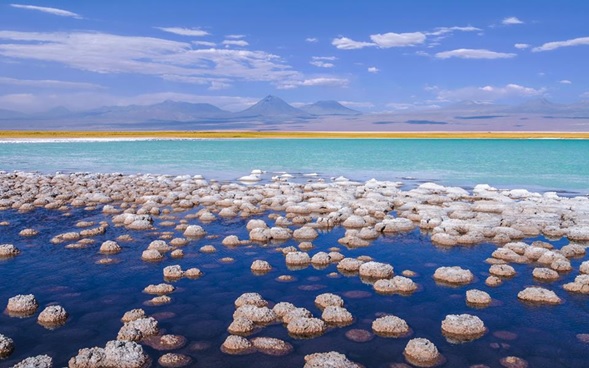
0 0 588 113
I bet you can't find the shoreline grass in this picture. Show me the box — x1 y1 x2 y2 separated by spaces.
1 130 589 139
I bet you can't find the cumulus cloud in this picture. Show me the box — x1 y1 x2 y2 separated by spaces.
0 76 104 90
532 36 589 52
514 43 530 49
332 36 375 50
370 32 426 48
367 66 379 73
502 17 524 25
433 83 546 101
155 27 209 37
222 39 249 47
559 79 572 84
435 48 517 59
310 56 336 68
10 4 81 18
305 37 318 43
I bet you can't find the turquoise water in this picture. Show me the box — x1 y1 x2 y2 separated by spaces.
1 139 588 193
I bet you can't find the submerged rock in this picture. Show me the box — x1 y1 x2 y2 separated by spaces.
287 317 326 338
234 292 268 308
517 287 562 305
6 294 38 317
158 353 192 368
12 355 53 368
314 293 344 309
117 317 159 342
304 351 361 368
221 335 255 355
372 315 411 337
441 314 486 341
403 338 442 367
0 333 14 358
250 337 293 356
433 266 474 285
38 305 68 328
321 306 353 325
466 289 491 307
0 243 20 258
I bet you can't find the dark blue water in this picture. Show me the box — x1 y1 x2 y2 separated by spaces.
1 205 588 367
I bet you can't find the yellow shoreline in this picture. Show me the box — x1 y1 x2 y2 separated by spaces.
1 130 589 139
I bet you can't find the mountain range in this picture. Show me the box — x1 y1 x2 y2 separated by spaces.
0 95 588 131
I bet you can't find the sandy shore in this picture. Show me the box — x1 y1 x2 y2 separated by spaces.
1 130 589 140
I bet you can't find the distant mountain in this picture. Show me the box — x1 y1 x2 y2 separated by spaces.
503 98 565 114
234 95 311 118
0 108 27 120
81 100 231 122
300 100 361 116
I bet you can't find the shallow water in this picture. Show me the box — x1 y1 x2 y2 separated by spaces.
1 205 588 367
1 139 589 194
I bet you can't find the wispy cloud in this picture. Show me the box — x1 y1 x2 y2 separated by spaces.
367 67 379 73
514 43 530 49
310 56 336 68
225 34 246 39
0 30 299 89
435 48 517 59
332 37 375 50
427 26 481 37
278 77 349 89
559 79 572 84
502 17 524 25
222 39 249 47
10 4 81 19
430 83 545 101
532 36 589 52
370 32 426 48
192 40 216 47
155 27 209 37
0 76 104 90
305 37 318 43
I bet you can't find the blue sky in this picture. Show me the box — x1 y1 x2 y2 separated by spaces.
0 0 588 112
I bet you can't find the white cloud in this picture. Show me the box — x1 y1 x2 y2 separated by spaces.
192 40 216 47
310 61 334 68
514 43 530 49
278 77 349 89
332 37 375 50
155 27 209 37
305 37 318 43
0 76 104 90
367 67 379 73
310 56 337 68
435 48 517 59
312 56 337 61
225 34 246 39
370 32 426 48
10 4 81 19
433 83 546 101
559 79 572 84
222 40 249 47
0 30 301 89
532 36 589 52
502 17 524 25
427 26 481 37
